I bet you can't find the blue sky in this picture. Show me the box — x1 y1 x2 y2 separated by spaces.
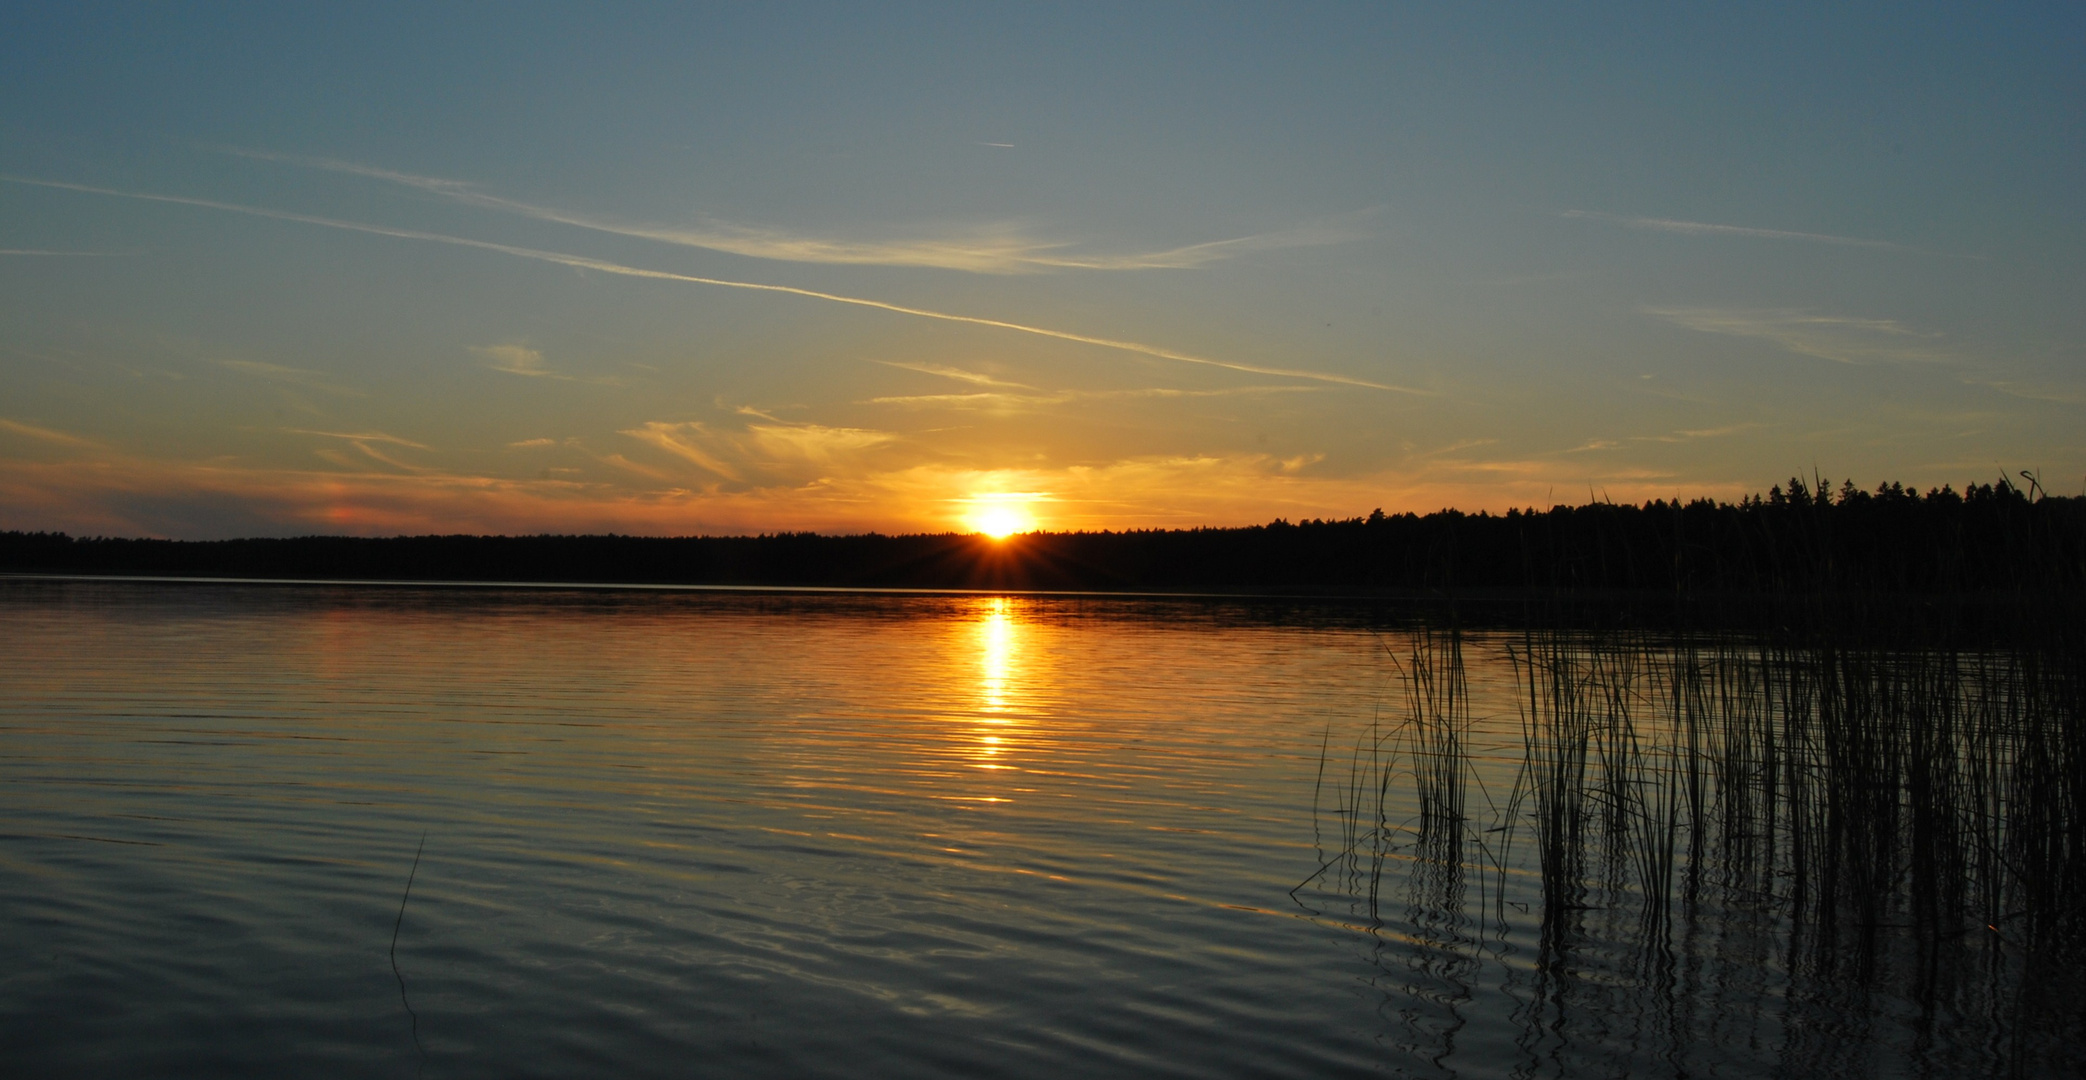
2 3 2080 536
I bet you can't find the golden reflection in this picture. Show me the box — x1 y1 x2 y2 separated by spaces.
964 596 1035 778
978 597 1017 715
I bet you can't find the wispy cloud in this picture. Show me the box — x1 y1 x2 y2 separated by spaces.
469 343 625 386
1663 422 1759 440
300 434 425 473
865 391 1058 409
0 434 1774 539
620 421 744 481
213 358 363 396
864 362 1326 411
347 441 426 472
1644 307 1954 365
282 428 429 449
1094 385 1323 400
1562 210 1923 252
6 174 1411 392
621 409 898 484
1958 377 2086 405
875 361 1035 389
867 384 1322 409
1412 438 1499 460
0 418 101 447
224 147 1353 274
593 451 675 481
1570 422 1764 451
469 343 560 379
745 420 892 463
501 434 678 479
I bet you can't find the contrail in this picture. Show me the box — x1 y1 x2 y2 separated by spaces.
3 175 1421 393
219 146 1354 273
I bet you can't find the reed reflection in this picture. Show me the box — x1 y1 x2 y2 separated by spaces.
1301 619 2084 1078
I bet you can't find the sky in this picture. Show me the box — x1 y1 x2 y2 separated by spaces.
2 3 2080 538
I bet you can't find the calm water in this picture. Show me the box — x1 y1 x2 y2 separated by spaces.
0 581 2061 1077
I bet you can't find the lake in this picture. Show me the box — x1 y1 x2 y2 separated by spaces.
0 580 2071 1077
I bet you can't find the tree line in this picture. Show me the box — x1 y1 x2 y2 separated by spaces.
3 477 2080 595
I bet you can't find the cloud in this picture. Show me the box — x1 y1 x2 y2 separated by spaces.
346 441 426 472
1413 438 1499 459
1570 422 1765 450
469 343 560 379
619 421 744 481
1643 307 1954 365
865 384 1321 411
1562 210 1923 253
0 248 125 256
0 453 643 538
504 434 679 478
0 430 1773 540
1098 385 1324 400
222 147 1354 274
865 391 1062 409
1663 423 1759 440
746 421 893 462
876 361 1035 389
470 343 625 386
730 406 892 460
5 174 1411 392
213 358 363 396
282 428 429 449
1277 453 1325 473
0 419 101 448
1958 377 2086 405
282 428 430 473
870 357 1327 406
593 452 675 481
620 409 898 484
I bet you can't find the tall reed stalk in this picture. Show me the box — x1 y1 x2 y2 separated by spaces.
1310 601 2083 1072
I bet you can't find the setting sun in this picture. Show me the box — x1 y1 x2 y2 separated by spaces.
974 509 1025 538
965 494 1040 538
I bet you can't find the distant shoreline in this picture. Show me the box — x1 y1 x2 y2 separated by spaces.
0 571 1281 601
6 479 2081 597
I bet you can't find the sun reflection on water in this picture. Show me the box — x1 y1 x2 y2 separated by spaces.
971 597 1025 768
980 598 1016 713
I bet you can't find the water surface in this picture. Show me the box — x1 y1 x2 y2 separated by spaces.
0 581 2063 1077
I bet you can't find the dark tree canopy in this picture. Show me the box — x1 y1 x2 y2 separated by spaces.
5 478 2081 596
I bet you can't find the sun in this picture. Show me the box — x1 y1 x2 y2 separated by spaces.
973 507 1027 539
966 495 1039 539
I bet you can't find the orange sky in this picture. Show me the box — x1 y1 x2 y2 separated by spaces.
3 8 2077 537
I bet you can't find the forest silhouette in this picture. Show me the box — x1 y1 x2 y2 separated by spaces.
5 477 2080 596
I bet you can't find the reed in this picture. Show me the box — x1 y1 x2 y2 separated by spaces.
1499 613 2080 946
1309 598 2084 1070
1300 626 1479 925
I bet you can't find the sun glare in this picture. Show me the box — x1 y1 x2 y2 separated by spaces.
973 507 1027 539
965 494 1039 539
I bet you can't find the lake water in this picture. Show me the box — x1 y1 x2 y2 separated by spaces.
0 580 2065 1077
